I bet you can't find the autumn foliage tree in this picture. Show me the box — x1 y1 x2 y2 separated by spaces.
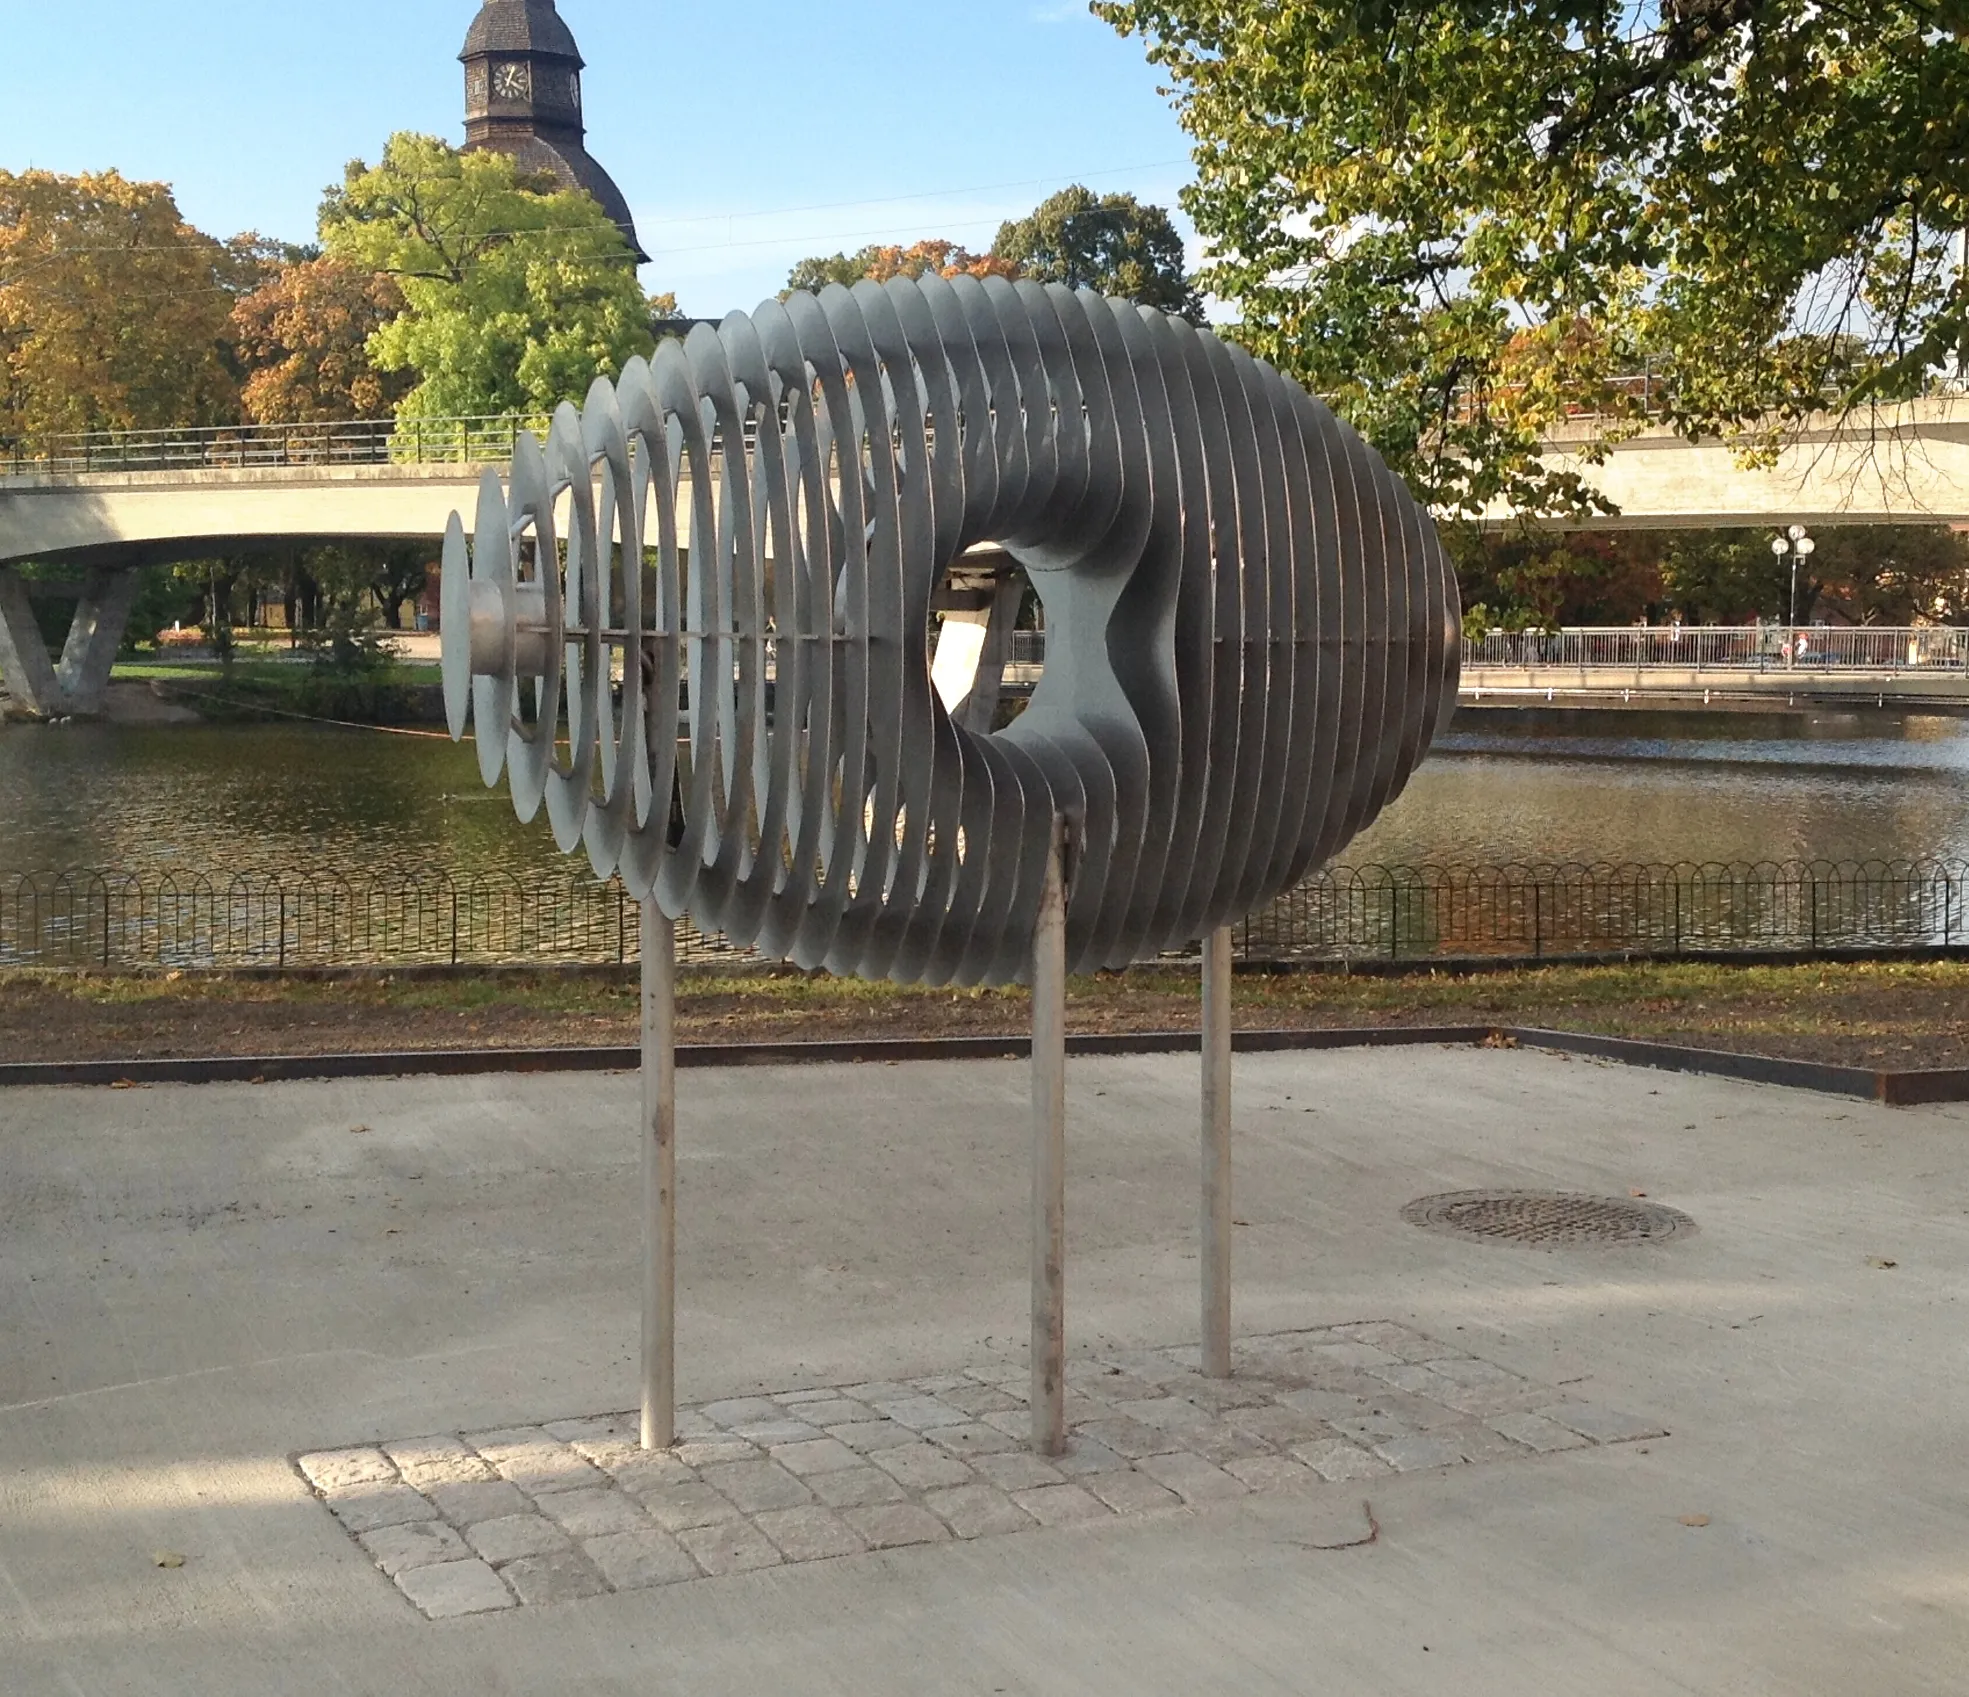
0 169 251 449
230 257 407 422
786 239 1019 294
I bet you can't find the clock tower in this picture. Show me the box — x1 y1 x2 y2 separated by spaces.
460 1 647 261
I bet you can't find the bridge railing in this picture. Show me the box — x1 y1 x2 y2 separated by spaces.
3 416 554 476
997 626 1969 675
5 860 1966 970
1462 625 1969 672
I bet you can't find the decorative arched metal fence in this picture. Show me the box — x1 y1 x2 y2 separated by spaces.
4 860 1966 970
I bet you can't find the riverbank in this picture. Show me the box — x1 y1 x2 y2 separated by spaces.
4 958 1965 1069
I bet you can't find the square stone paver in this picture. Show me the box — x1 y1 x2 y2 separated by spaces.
841 1503 950 1549
1081 1469 1184 1516
782 1398 869 1428
635 1479 744 1531
1011 1485 1112 1527
939 1383 1023 1417
1052 1438 1129 1478
726 1418 825 1447
427 1479 528 1527
1486 1411 1591 1453
298 1448 396 1493
464 1514 571 1564
753 1505 866 1561
1278 1389 1374 1422
872 1395 972 1432
697 1460 813 1514
923 1483 1032 1539
840 1381 918 1404
673 1437 759 1468
585 1529 701 1590
359 1520 470 1577
770 1438 863 1476
316 1322 1665 1619
597 1451 695 1494
1224 1404 1342 1448
807 1466 907 1510
826 1420 919 1454
1537 1403 1669 1444
972 1452 1066 1492
543 1415 633 1447
930 1422 1024 1459
327 1484 439 1535
536 1488 651 1538
1291 1439 1390 1481
871 1442 975 1491
395 1558 514 1619
700 1397 784 1428
1223 1454 1314 1492
384 1438 492 1489
1373 1433 1468 1472
676 1517 783 1576
1073 1418 1183 1461
467 1431 606 1495
1136 1451 1249 1504
500 1550 609 1606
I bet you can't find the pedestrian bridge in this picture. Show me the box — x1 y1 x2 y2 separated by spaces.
1460 624 1969 708
6 394 1969 571
5 399 1969 716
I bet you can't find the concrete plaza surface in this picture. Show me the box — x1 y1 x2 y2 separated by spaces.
3 1045 1968 1694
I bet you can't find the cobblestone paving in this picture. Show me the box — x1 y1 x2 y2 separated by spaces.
297 1322 1665 1619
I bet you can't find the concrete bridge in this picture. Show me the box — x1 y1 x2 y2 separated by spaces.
5 397 1968 717
1483 395 1969 532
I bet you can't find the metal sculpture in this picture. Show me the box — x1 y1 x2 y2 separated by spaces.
437 274 1459 1457
441 275 1458 986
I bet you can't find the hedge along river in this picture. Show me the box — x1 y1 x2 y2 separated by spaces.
6 707 1969 885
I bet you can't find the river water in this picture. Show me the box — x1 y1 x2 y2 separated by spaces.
4 707 1969 880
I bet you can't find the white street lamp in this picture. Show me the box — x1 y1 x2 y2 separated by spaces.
1772 523 1816 633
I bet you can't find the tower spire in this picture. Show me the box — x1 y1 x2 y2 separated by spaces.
460 1 646 262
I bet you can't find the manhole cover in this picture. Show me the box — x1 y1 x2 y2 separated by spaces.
1401 1189 1695 1247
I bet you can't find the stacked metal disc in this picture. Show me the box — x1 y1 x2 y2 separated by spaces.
440 275 1459 986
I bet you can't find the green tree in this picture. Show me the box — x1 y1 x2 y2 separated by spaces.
990 186 1200 321
320 133 660 420
1098 2 1969 515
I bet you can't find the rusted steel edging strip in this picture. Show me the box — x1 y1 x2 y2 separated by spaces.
0 1026 1498 1089
5 1024 1967 1106
1507 1027 1887 1101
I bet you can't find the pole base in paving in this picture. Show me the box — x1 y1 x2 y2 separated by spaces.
1031 818 1068 1457
640 902 676 1452
1202 924 1233 1378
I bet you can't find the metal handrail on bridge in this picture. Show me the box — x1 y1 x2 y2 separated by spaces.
3 416 553 476
1463 625 1969 673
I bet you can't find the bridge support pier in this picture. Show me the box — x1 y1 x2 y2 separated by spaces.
0 565 139 719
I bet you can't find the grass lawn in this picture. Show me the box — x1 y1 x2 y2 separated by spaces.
3 957 1965 1068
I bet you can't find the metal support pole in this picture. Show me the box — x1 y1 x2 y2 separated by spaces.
1031 816 1068 1457
1201 925 1234 1378
640 901 677 1451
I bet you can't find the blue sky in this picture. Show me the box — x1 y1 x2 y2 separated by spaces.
0 0 1201 316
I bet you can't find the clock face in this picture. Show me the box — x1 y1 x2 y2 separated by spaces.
564 70 581 111
492 60 531 102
